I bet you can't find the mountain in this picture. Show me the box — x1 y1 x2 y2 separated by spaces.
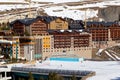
0 0 120 21
98 6 120 21
35 0 120 21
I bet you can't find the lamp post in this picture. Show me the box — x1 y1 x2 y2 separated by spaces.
30 48 33 61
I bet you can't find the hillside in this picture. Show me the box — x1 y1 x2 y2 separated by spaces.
0 0 120 22
36 0 120 21
98 6 120 21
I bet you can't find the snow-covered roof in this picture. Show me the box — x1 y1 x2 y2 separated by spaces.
13 60 120 80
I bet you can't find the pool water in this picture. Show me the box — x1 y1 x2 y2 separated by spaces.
50 57 84 62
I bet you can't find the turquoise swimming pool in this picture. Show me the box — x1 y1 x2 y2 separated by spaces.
50 57 84 62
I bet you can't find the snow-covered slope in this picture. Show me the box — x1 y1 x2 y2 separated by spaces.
0 0 25 3
43 6 98 20
31 0 82 4
40 0 120 20
0 0 120 20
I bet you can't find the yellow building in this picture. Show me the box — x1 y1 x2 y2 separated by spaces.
48 17 68 30
43 36 51 48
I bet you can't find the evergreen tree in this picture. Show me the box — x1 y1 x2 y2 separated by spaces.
39 77 44 80
48 72 53 80
48 72 64 80
28 72 34 80
71 75 77 80
21 78 25 80
18 77 25 80
18 77 22 80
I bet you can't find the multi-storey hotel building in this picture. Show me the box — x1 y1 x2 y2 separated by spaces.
2 16 119 60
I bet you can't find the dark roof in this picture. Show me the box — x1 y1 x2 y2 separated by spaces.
36 16 57 23
12 67 93 77
10 18 36 26
69 20 84 29
104 22 119 26
64 17 73 21
87 22 104 26
87 21 119 27
10 16 60 27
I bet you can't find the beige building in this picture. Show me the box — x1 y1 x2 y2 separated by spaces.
42 31 93 59
48 17 68 30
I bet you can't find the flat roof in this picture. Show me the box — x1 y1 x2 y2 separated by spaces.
11 60 120 80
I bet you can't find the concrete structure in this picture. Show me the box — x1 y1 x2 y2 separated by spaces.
24 44 34 61
0 66 11 80
11 61 94 80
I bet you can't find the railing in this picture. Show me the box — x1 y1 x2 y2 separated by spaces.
11 67 94 77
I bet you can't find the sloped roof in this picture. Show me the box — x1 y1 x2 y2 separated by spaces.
10 16 60 27
10 18 36 26
69 20 84 29
87 21 119 27
36 16 57 23
104 22 119 26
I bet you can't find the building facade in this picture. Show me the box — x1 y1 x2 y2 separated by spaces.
9 16 120 60
28 18 48 36
48 17 68 30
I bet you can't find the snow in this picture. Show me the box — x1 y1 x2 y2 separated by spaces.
17 60 120 80
44 6 98 20
31 0 82 4
0 3 44 11
0 0 26 3
40 0 120 20
105 51 117 61
0 0 120 20
112 53 120 60
0 5 28 11
96 49 103 56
